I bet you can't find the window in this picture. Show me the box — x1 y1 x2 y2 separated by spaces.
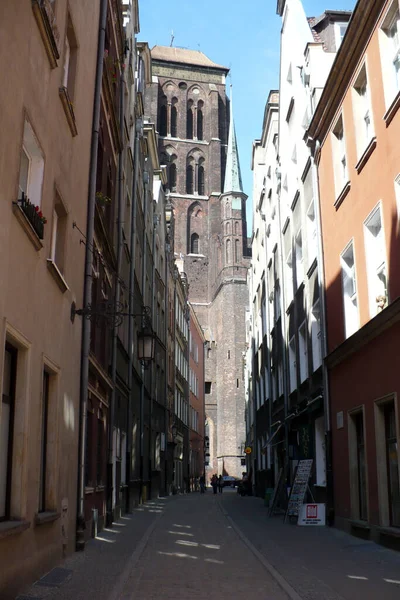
0 345 17 521
379 2 400 107
168 161 177 192
198 164 205 195
187 104 193 139
278 361 283 397
311 300 322 371
315 416 326 486
96 411 104 486
375 397 400 527
364 205 387 316
341 241 359 338
295 229 303 288
205 382 211 394
235 239 239 263
285 250 293 306
159 104 167 136
38 371 50 512
186 164 194 194
334 22 348 49
197 106 203 140
50 194 68 275
306 200 317 265
352 64 374 156
62 15 78 101
226 239 231 263
190 233 199 254
18 119 45 206
298 321 308 383
331 114 348 197
171 102 178 137
85 407 93 487
288 336 296 393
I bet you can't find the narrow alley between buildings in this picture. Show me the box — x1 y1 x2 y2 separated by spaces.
18 490 400 600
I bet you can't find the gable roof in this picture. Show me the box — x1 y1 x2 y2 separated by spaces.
151 45 228 72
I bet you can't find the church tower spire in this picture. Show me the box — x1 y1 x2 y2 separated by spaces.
223 87 243 194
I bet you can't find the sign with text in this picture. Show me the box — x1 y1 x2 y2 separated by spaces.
298 503 326 526
286 459 313 518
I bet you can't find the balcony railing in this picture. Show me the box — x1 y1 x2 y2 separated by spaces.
32 0 60 68
16 194 45 239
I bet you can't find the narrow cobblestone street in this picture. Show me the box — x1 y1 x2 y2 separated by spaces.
18 490 400 600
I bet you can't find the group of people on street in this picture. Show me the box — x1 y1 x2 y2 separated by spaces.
210 474 224 494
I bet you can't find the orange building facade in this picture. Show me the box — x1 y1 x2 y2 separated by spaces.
308 0 400 545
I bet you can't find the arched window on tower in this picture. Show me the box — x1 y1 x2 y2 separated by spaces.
187 100 194 139
226 239 231 263
191 233 199 254
186 163 194 194
235 239 240 263
226 222 231 235
235 221 239 234
198 162 205 195
197 102 204 140
169 162 177 192
159 103 167 137
171 98 178 137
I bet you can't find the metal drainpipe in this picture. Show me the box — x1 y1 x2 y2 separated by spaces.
76 0 107 551
139 170 149 501
126 76 140 510
311 140 334 522
276 167 290 485
106 36 126 526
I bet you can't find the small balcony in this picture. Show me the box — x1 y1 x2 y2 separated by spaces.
13 194 46 241
32 0 60 68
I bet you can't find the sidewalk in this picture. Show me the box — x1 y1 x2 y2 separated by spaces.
16 498 169 600
221 492 400 600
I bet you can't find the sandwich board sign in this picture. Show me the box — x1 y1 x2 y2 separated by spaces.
285 459 313 522
298 503 326 526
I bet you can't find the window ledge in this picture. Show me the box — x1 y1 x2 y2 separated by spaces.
0 519 30 540
378 526 400 538
355 137 377 174
333 180 351 210
85 486 95 495
47 259 69 293
350 519 370 531
384 90 400 127
96 485 105 492
12 202 44 251
35 511 60 526
59 87 78 137
32 0 60 69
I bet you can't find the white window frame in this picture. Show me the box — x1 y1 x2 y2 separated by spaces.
306 200 317 266
363 203 387 317
311 300 322 371
334 22 348 49
298 321 308 383
315 416 326 486
331 114 348 198
341 240 359 338
295 229 303 289
18 120 44 207
379 1 400 108
352 63 374 157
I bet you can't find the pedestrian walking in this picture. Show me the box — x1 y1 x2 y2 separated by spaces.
199 475 205 494
211 473 218 494
218 475 223 493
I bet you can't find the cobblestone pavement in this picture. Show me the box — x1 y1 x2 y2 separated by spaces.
17 490 400 600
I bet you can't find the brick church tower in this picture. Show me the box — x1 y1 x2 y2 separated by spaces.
149 46 250 478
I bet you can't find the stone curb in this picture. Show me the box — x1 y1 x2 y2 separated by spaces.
218 500 303 600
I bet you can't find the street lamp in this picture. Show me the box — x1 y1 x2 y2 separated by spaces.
137 327 155 369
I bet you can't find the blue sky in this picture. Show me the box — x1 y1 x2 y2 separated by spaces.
138 0 355 230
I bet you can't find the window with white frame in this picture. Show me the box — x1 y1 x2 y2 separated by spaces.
295 229 303 288
341 241 359 338
331 114 348 197
311 300 322 371
379 2 400 108
364 205 387 316
334 22 348 50
288 336 296 392
315 416 326 486
306 200 317 266
298 321 308 382
285 250 293 306
62 14 78 101
50 193 68 275
18 120 44 206
352 64 374 156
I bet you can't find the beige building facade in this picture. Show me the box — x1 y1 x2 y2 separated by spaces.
0 1 98 596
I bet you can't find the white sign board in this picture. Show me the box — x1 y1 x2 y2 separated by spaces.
298 503 326 526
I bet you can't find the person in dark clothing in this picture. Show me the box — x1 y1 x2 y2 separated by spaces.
218 475 223 493
199 475 205 494
211 474 218 494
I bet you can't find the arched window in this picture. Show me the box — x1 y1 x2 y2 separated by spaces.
198 164 205 195
226 222 231 234
187 106 193 139
197 108 203 140
235 239 239 263
169 162 177 192
159 104 167 136
186 164 194 194
191 233 199 254
171 101 178 137
226 239 231 263
235 221 239 234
